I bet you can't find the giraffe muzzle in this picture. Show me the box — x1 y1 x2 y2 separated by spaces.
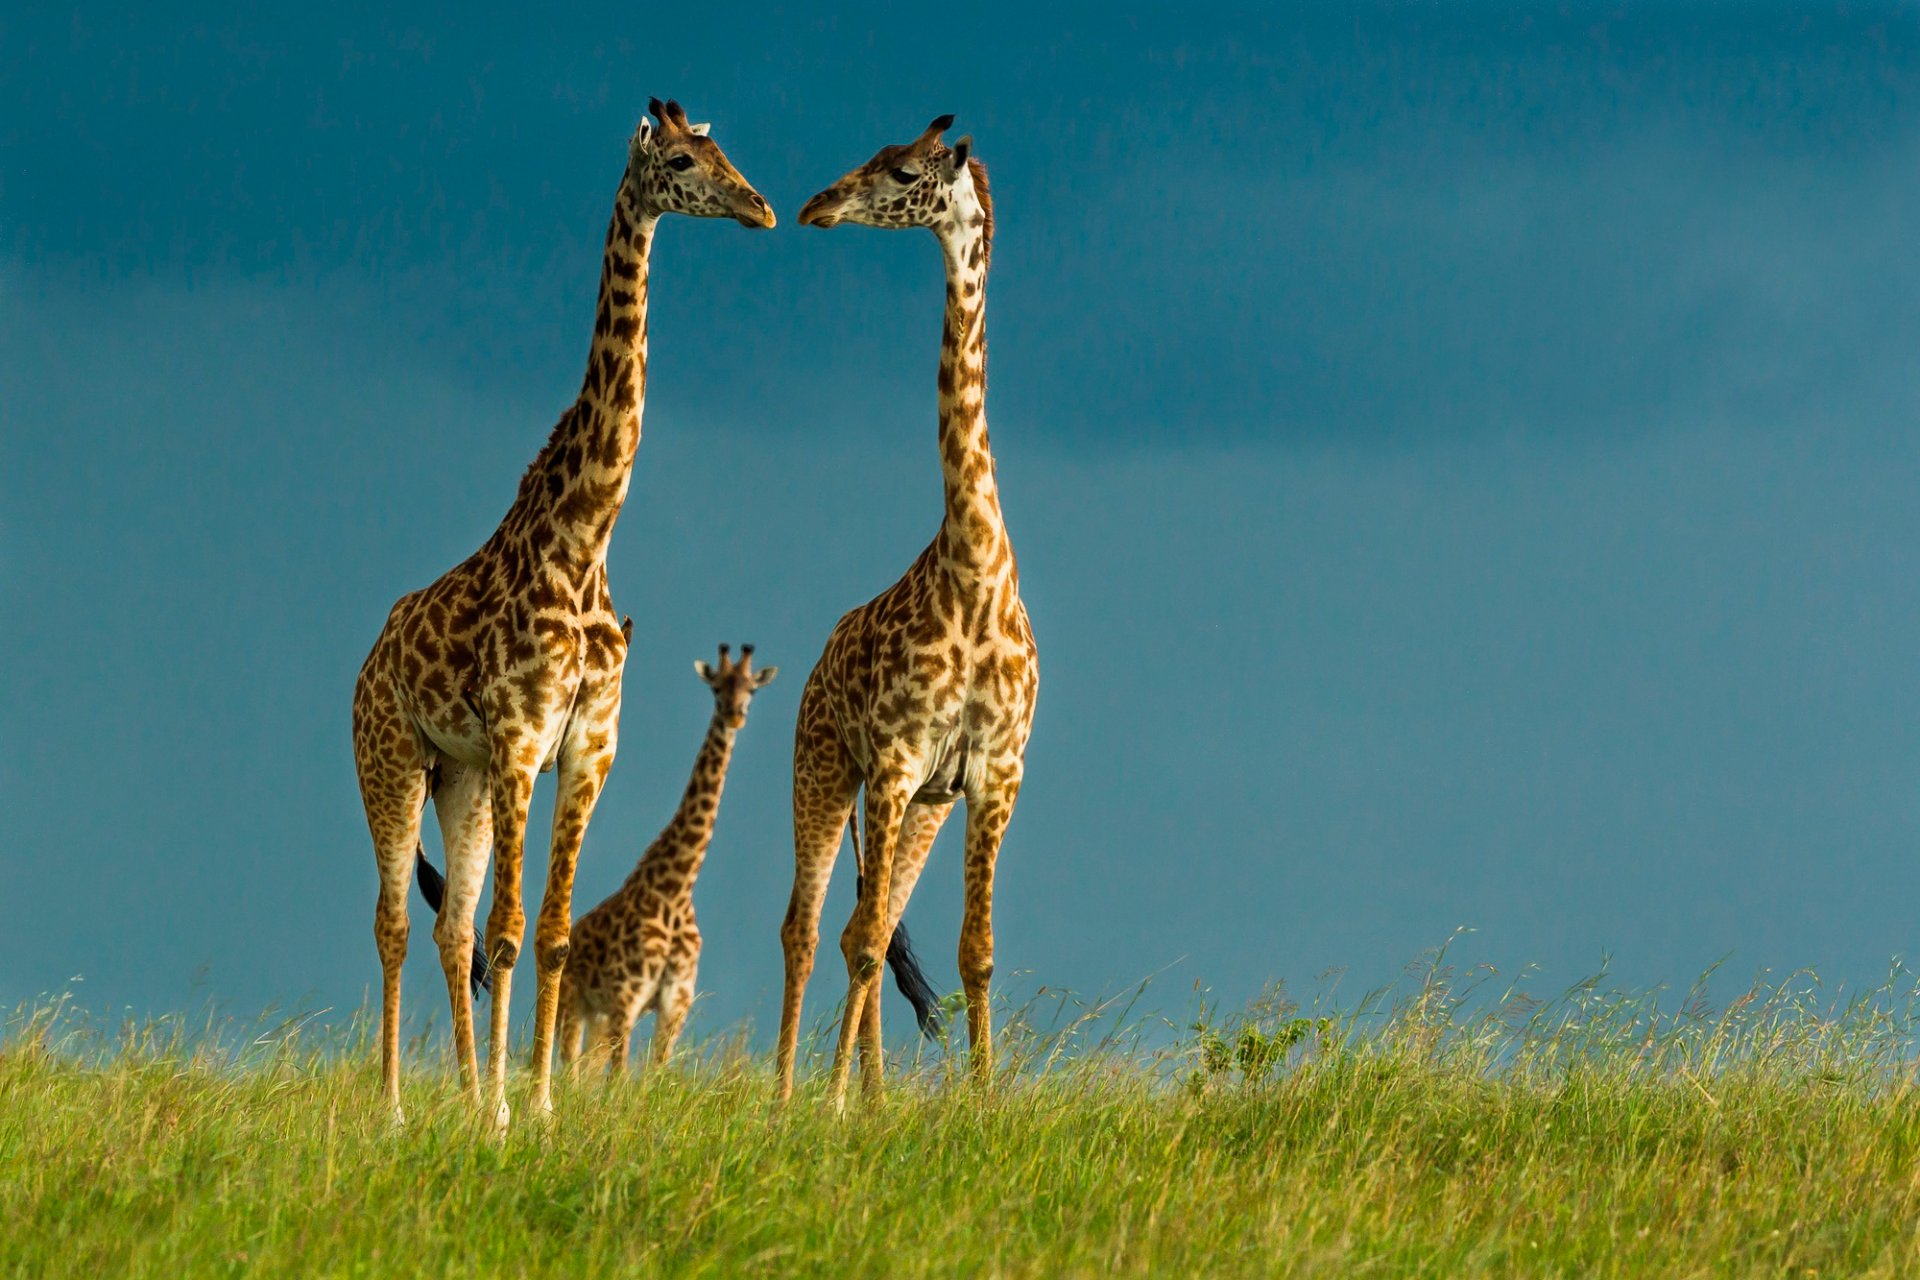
735 192 777 230
797 191 844 228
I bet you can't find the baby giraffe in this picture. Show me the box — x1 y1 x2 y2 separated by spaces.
556 644 777 1073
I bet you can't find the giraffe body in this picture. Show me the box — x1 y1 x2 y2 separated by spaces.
558 646 776 1072
351 99 771 1126
779 118 1038 1106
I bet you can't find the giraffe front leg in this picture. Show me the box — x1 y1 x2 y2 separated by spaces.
960 768 1022 1085
530 703 620 1116
830 775 912 1110
482 751 537 1131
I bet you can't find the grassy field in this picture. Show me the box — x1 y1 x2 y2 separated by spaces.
7 955 1920 1278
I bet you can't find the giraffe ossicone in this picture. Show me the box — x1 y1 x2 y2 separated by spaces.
352 99 770 1128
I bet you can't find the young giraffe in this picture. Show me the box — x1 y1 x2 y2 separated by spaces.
781 117 1039 1107
351 99 772 1127
555 645 776 1074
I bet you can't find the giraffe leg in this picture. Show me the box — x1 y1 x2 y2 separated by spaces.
652 960 697 1067
830 772 912 1110
529 676 622 1116
858 958 882 1091
557 992 584 1077
430 759 492 1103
652 936 698 1066
607 999 641 1076
777 688 858 1104
353 668 429 1124
960 768 1024 1084
580 1013 609 1076
858 799 954 1087
482 748 538 1130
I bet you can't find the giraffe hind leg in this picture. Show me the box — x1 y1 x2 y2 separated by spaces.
856 798 954 1086
777 699 859 1103
832 773 912 1109
652 953 698 1067
884 799 956 1040
352 666 430 1123
430 760 492 1102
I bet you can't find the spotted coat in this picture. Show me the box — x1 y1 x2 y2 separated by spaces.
779 119 1039 1106
557 646 776 1072
351 99 772 1126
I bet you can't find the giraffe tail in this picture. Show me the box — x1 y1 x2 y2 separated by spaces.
849 813 944 1039
413 848 492 998
886 915 944 1039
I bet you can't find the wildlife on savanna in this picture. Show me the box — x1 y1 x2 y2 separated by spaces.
544 644 774 1074
779 116 1039 1107
350 97 773 1128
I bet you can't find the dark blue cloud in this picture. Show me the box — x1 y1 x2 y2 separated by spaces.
4 3 1919 1037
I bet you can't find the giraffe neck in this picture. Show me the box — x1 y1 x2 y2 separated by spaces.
513 177 656 571
933 221 1008 581
635 711 736 889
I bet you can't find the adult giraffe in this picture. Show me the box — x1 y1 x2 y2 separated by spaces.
779 116 1039 1107
352 99 771 1127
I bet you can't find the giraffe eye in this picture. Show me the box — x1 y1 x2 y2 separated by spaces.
890 167 918 185
668 155 695 172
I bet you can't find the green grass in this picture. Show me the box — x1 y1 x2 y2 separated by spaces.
7 953 1920 1278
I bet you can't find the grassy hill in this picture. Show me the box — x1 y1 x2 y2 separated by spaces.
7 959 1920 1277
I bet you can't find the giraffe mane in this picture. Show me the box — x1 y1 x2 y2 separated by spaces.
516 407 578 503
967 156 993 268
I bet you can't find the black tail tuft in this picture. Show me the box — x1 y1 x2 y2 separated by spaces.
886 917 944 1038
414 848 491 998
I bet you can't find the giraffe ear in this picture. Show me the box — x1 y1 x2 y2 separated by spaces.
752 666 780 688
688 121 710 137
693 660 714 683
632 118 655 154
951 135 972 169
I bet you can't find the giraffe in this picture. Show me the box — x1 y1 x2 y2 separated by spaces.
778 116 1038 1107
553 644 776 1075
351 99 772 1127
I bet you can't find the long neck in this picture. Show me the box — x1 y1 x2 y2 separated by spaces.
515 178 656 569
636 711 736 887
934 223 1009 579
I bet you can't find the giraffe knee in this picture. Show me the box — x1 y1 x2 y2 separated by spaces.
374 900 408 964
485 905 524 970
536 935 571 975
781 915 817 958
432 914 472 954
375 927 408 968
841 929 883 979
959 948 994 989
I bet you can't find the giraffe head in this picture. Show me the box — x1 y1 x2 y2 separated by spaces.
625 98 775 229
694 644 778 730
796 114 991 250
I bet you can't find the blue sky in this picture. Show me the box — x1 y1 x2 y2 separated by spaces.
3 3 1918 1045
